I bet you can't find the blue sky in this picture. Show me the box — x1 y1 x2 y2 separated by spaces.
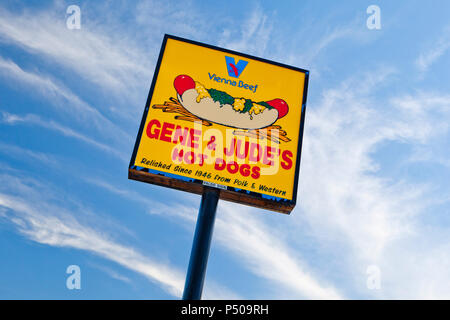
0 0 449 299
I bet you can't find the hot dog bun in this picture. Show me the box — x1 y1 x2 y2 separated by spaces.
174 75 284 129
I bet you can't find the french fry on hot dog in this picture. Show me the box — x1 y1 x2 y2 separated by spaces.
174 75 289 130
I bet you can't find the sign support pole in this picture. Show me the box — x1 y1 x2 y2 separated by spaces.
182 187 220 300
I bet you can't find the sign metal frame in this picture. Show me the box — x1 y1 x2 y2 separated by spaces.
128 34 309 214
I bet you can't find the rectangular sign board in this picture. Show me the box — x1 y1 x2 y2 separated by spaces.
129 35 309 214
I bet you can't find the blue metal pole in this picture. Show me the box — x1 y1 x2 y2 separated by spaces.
182 187 220 300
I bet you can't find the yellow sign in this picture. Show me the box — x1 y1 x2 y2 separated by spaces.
129 35 309 213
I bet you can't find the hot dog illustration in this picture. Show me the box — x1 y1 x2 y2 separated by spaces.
174 75 288 130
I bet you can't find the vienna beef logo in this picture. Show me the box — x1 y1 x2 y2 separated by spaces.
225 56 248 78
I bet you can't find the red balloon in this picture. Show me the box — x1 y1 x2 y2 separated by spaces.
266 99 289 118
174 75 195 96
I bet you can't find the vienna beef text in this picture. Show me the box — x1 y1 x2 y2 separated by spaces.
146 119 294 179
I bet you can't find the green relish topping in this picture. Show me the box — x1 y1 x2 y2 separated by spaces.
206 88 274 112
207 88 234 106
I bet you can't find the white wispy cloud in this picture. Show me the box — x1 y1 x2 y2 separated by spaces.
0 56 131 145
148 200 343 299
416 26 450 72
217 203 343 299
289 24 365 68
217 7 369 80
299 69 417 256
0 191 184 297
295 67 450 298
0 141 58 167
134 0 207 41
90 263 133 284
90 177 344 299
0 172 240 299
0 5 150 99
218 4 273 57
1 111 127 162
0 1 207 117
0 171 183 296
163 203 340 300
